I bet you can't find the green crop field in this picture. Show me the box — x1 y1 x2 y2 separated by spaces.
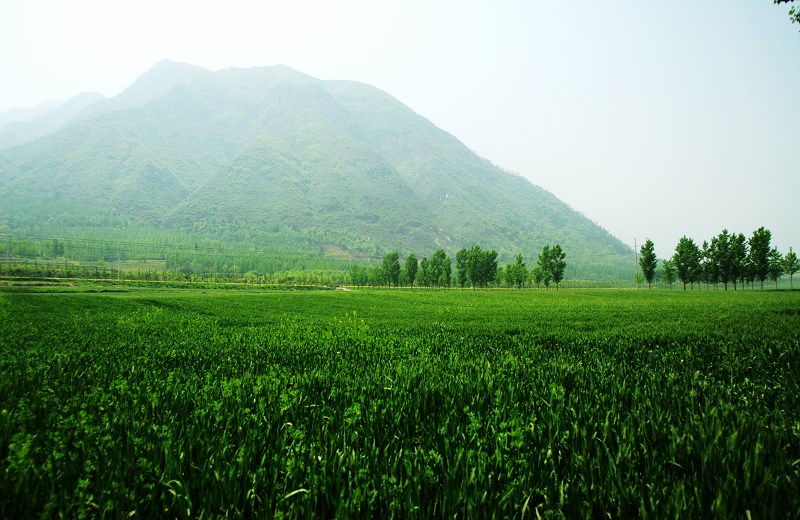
1 286 799 518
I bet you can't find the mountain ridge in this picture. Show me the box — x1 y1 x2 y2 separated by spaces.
0 61 632 279
0 92 107 150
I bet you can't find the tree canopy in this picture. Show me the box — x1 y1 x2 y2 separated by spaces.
749 227 772 289
537 244 567 290
661 259 677 289
673 236 702 290
404 253 418 288
463 246 499 289
381 252 401 287
505 254 528 289
638 239 657 289
784 247 799 290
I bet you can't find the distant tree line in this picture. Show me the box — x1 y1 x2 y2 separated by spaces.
638 227 798 290
362 244 567 289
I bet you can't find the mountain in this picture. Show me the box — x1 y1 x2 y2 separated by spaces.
0 61 632 279
71 60 208 124
0 93 106 150
0 100 62 128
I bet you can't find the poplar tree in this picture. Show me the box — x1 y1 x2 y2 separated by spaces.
430 249 448 288
550 245 567 290
714 229 732 290
405 253 418 288
381 252 401 287
701 240 718 289
673 236 701 290
537 245 553 289
749 227 772 289
730 233 748 290
784 247 799 290
537 244 567 290
455 248 468 289
419 257 430 287
661 259 677 289
638 239 657 289
506 254 527 288
531 266 544 289
768 247 784 289
441 255 452 288
463 245 498 289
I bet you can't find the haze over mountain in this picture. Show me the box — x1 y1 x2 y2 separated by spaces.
0 60 632 278
0 100 62 128
0 93 106 150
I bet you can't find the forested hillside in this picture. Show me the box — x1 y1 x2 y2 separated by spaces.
0 61 632 279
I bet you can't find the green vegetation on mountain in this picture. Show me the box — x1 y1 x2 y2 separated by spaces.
0 92 106 150
0 61 633 279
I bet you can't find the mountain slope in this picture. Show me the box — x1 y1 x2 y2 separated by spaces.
72 60 208 123
0 61 632 278
0 92 106 150
0 100 62 128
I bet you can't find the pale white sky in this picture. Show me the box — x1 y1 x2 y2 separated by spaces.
2 0 798 258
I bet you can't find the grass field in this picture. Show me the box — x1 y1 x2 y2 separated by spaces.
1 286 799 518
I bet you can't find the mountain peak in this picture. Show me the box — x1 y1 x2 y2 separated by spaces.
0 62 632 278
144 59 209 78
113 60 209 105
71 60 209 123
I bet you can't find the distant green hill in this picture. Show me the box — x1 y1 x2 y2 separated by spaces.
0 93 107 150
0 61 633 279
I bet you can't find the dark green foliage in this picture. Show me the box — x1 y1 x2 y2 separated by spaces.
465 245 498 289
704 229 749 291
51 239 65 257
538 246 553 288
673 236 702 290
381 252 401 287
785 248 799 289
713 230 732 289
730 233 748 290
536 244 567 290
455 248 468 289
768 247 784 289
531 266 545 288
749 227 772 290
661 259 677 289
670 228 793 292
404 253 418 288
550 245 566 289
428 249 450 288
701 240 718 288
638 239 657 289
441 255 452 288
419 257 430 287
505 254 528 288
1 289 799 517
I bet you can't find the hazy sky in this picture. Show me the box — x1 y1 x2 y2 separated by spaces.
2 0 798 258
